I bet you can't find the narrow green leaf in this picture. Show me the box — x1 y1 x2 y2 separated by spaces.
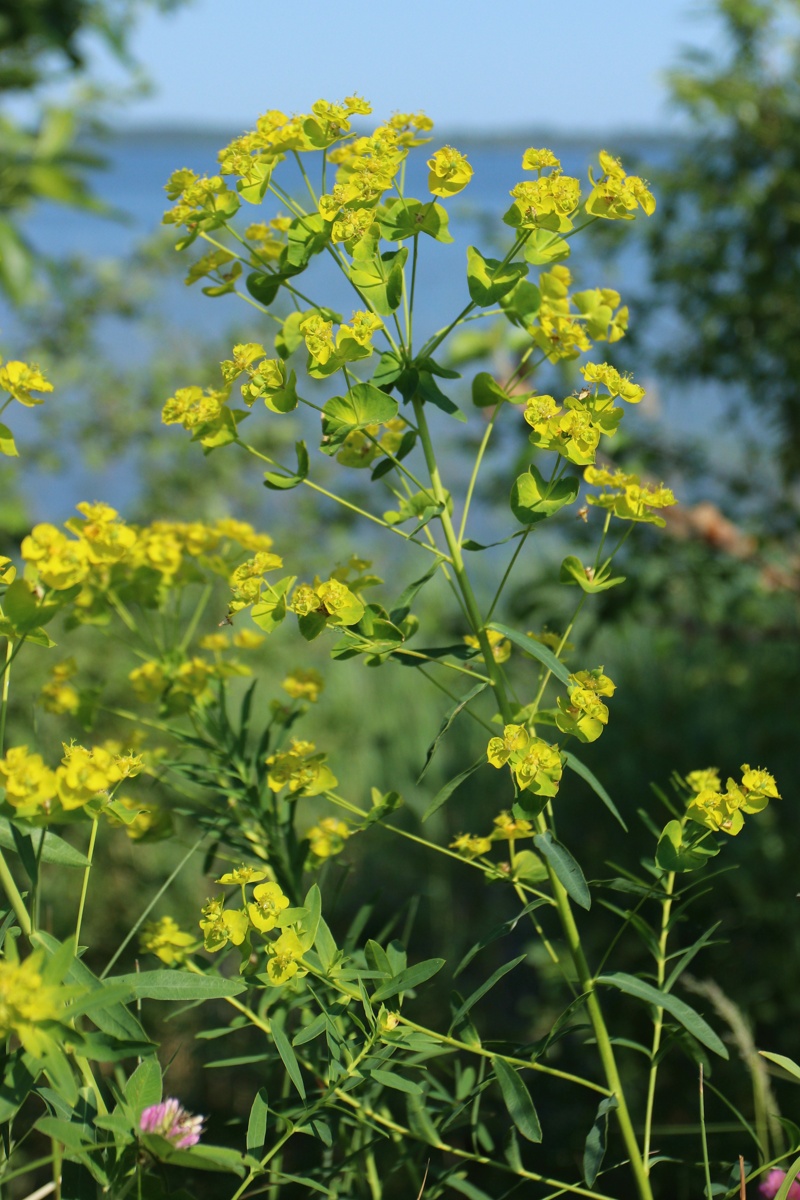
422 756 485 821
370 1068 423 1095
418 682 487 782
264 440 309 490
371 957 445 1001
664 922 722 991
492 1058 542 1142
533 831 591 910
776 1154 800 1200
583 1096 618 1186
271 1020 306 1101
454 900 549 978
596 972 729 1058
448 956 526 1032
246 1087 269 1154
563 752 627 831
109 970 246 1002
759 1051 800 1083
487 622 570 685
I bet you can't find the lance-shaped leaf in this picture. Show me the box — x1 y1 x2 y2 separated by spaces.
448 956 526 1032
583 1096 619 1185
533 831 591 910
467 246 528 307
418 682 487 782
596 972 729 1058
487 622 571 685
422 756 485 821
563 752 627 831
492 1058 542 1142
371 957 445 1001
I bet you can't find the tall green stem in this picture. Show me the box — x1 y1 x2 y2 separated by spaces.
0 637 32 936
643 868 676 1171
412 395 654 1200
75 819 99 945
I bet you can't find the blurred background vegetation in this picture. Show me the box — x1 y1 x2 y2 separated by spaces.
2 0 800 1196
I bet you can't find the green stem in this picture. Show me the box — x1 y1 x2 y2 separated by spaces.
485 530 530 625
74 819 99 945
533 808 654 1200
236 439 452 562
412 396 514 720
332 1089 617 1200
0 636 12 752
100 834 206 978
458 398 505 544
0 848 31 936
178 584 213 653
700 1064 713 1200
642 868 676 1172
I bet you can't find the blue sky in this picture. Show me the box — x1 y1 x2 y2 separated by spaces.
94 0 722 134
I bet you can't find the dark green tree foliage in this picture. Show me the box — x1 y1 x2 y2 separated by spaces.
0 0 185 302
647 0 800 476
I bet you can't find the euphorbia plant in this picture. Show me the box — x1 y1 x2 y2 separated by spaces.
0 97 793 1200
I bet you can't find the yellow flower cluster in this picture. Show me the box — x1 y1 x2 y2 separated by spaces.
556 668 616 743
336 416 406 470
266 738 337 796
220 342 298 411
139 916 197 965
505 150 580 231
523 359 648 466
0 741 141 821
0 947 77 1057
584 467 677 527
320 110 432 228
300 310 383 374
0 359 53 407
463 629 511 663
289 577 365 631
486 725 563 796
163 169 240 239
20 505 276 622
198 875 306 985
686 764 781 836
129 655 226 711
40 659 80 716
306 816 349 862
282 668 324 703
585 150 656 221
427 146 473 198
228 550 285 614
450 812 537 861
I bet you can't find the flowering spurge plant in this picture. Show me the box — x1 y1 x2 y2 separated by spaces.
0 98 791 1200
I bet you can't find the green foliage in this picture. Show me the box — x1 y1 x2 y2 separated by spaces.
0 93 792 1200
647 0 800 476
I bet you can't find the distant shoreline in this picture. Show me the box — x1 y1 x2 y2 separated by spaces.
97 125 687 151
